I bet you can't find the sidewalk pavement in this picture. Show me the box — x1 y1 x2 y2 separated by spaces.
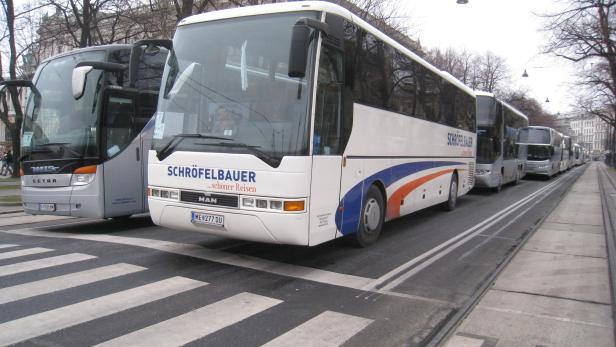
445 162 614 347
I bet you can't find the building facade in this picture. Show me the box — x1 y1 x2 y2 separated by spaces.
567 115 608 152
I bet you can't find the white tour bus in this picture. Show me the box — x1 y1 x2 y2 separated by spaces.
560 135 572 172
147 1 477 246
517 126 563 178
12 41 169 218
573 143 583 166
475 92 528 191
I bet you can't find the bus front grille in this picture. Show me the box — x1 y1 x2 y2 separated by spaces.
180 191 239 208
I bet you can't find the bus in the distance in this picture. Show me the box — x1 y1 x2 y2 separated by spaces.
517 126 563 178
572 143 582 166
561 135 572 172
475 92 528 191
9 40 169 219
147 1 477 246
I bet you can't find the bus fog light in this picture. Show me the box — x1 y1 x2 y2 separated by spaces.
70 173 95 186
284 200 305 212
242 197 255 207
270 200 282 210
256 199 268 208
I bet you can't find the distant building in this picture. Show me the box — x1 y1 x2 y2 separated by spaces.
566 115 608 152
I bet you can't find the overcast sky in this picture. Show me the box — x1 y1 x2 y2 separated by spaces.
401 0 578 116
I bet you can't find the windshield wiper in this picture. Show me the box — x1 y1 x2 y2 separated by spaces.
156 133 230 161
37 142 71 147
201 141 282 167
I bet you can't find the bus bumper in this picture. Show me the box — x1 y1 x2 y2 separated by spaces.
148 198 309 245
525 161 552 176
473 165 500 188
22 181 104 219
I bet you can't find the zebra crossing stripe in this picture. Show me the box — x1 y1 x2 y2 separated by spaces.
95 292 282 347
0 276 206 346
261 311 373 347
0 263 146 305
0 244 17 249
0 247 54 260
0 253 96 277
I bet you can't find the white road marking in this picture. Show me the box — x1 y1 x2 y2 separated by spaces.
0 276 206 346
0 253 96 277
95 292 281 347
364 174 569 291
375 174 569 291
0 263 146 304
0 247 53 260
261 311 373 347
0 244 17 249
0 228 374 291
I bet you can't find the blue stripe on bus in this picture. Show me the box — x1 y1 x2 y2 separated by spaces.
335 161 463 235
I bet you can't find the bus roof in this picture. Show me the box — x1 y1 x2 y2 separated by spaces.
178 1 476 98
40 44 132 64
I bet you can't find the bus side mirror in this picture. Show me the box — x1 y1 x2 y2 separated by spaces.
288 18 329 78
73 61 128 100
72 66 93 100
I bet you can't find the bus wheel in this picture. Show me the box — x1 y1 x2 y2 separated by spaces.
353 186 384 247
514 170 521 185
444 173 458 211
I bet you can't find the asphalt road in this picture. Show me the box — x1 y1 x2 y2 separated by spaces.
0 166 586 347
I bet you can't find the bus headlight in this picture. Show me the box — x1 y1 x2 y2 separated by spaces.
71 165 97 186
71 174 95 186
241 196 305 212
476 169 490 175
148 186 179 201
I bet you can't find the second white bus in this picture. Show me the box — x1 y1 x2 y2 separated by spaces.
147 1 476 246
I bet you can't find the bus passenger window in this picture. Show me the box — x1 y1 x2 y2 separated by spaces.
105 95 135 158
314 45 344 155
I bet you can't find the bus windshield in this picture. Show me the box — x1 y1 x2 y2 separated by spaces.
518 128 550 144
527 144 552 161
22 50 105 160
476 96 501 164
152 12 317 165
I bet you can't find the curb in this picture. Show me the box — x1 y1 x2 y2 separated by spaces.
598 165 616 342
426 165 589 347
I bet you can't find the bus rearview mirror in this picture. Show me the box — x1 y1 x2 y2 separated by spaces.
72 66 93 100
288 18 330 79
288 23 311 78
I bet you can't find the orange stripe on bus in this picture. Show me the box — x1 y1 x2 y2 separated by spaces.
386 169 455 219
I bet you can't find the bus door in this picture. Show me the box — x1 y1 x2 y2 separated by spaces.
309 43 347 245
101 89 144 217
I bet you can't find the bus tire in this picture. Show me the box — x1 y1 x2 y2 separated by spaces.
514 170 521 185
444 173 458 211
353 185 384 247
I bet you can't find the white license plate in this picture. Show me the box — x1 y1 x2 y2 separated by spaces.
39 203 56 212
191 211 224 227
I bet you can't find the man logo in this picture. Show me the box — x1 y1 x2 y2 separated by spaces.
198 196 218 204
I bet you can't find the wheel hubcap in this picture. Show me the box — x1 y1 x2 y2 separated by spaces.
363 198 381 232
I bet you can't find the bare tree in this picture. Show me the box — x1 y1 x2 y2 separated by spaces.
542 0 616 160
425 48 510 93
501 88 557 127
0 0 27 177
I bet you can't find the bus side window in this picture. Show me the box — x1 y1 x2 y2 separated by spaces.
314 45 344 155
